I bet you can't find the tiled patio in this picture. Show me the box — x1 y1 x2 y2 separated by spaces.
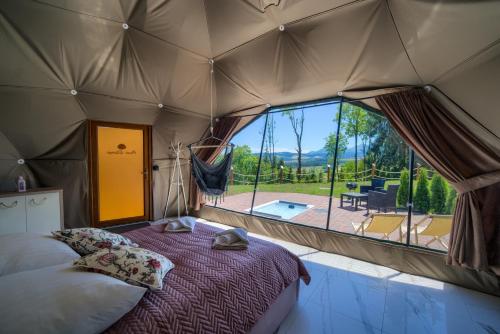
209 192 448 252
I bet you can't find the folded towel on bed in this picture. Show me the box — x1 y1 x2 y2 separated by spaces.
212 228 249 250
163 216 197 233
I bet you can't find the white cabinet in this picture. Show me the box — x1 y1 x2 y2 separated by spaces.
0 189 63 235
0 196 27 234
26 192 61 234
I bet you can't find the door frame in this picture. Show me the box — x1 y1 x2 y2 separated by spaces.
88 120 152 227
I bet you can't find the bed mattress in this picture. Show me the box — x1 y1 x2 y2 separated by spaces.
105 222 310 334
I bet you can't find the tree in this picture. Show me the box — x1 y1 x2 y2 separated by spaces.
324 131 348 165
282 108 305 181
232 145 258 176
263 113 277 174
397 168 410 208
364 112 408 173
318 169 324 183
287 167 294 184
430 174 448 214
414 168 430 213
341 104 368 179
445 187 457 214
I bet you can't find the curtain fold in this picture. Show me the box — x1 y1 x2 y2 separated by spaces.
375 88 500 272
188 117 241 211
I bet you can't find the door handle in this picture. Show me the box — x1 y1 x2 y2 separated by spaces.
0 201 18 209
29 197 47 207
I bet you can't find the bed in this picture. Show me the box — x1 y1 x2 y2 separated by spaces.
106 221 311 334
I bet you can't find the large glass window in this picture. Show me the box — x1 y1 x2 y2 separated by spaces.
252 102 340 229
328 103 410 243
207 97 456 253
407 154 456 251
207 115 266 212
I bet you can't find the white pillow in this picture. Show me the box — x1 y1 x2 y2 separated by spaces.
0 233 81 276
0 263 146 334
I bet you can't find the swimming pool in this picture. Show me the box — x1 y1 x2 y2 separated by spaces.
251 200 313 220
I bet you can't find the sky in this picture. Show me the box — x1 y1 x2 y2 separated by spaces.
232 102 357 153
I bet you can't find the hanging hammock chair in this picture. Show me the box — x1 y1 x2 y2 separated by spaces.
187 58 234 202
189 145 233 198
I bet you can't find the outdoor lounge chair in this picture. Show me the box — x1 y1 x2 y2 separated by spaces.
351 213 406 242
360 178 386 194
403 215 453 249
366 184 400 214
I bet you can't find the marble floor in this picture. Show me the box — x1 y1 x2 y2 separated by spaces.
202 220 500 334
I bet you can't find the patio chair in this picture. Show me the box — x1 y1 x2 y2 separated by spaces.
366 184 399 214
403 215 453 249
360 178 386 194
351 213 406 242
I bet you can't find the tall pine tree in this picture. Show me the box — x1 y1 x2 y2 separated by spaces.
414 168 430 213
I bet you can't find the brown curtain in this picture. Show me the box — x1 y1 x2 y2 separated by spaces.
375 88 500 272
188 117 241 211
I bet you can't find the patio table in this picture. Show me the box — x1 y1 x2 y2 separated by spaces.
340 192 368 211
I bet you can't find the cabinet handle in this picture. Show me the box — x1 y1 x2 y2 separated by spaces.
29 197 47 207
0 201 18 209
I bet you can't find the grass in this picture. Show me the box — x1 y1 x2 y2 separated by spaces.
226 180 400 198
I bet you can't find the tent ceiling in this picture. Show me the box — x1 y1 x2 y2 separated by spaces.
1 0 500 156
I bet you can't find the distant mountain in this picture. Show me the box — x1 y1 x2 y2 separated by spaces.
257 146 364 167
342 146 364 160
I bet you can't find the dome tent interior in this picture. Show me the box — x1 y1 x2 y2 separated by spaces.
1 0 500 328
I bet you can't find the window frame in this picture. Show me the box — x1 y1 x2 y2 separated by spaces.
209 96 448 254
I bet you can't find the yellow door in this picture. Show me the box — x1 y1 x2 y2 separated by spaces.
91 122 151 225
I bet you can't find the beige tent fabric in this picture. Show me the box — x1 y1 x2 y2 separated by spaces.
1 0 499 134
0 87 86 158
215 0 422 107
434 42 500 138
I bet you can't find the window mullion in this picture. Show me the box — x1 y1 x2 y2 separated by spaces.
250 110 269 215
326 98 344 231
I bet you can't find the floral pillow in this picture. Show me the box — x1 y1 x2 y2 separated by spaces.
52 228 138 255
74 246 174 290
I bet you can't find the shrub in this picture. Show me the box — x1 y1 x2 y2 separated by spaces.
312 169 319 183
339 160 365 180
414 168 430 214
287 167 293 184
430 174 448 214
318 170 324 183
397 168 410 208
445 187 457 214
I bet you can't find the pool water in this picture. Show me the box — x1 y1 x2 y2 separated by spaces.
252 200 311 220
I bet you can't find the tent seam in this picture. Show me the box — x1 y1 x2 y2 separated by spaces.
0 84 211 119
213 0 368 60
0 9 68 88
431 37 500 84
214 65 265 103
33 0 210 59
385 0 424 84
201 0 214 58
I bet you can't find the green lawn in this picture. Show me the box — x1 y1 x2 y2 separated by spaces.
226 180 400 198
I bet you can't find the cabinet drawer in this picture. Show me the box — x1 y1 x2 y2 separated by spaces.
26 192 61 234
0 196 27 234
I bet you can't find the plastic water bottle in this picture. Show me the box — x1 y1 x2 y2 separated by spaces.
17 176 26 192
